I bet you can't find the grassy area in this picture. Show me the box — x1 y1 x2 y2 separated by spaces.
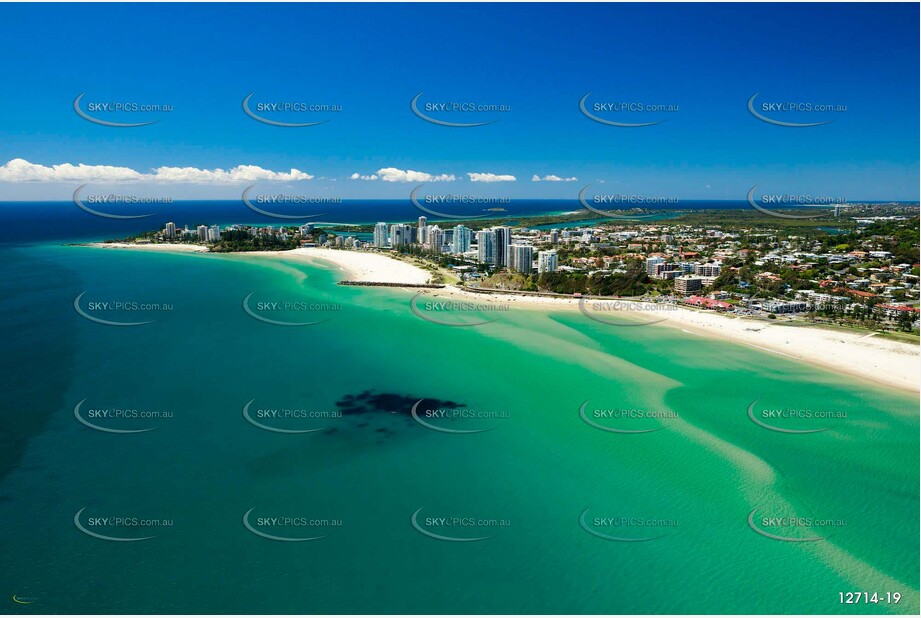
876 331 921 345
771 319 919 342
389 252 460 285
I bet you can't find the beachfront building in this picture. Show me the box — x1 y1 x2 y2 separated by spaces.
453 225 471 254
373 222 388 248
428 226 445 254
675 274 703 295
646 256 665 276
508 244 534 273
761 300 808 314
165 222 176 238
695 262 722 277
197 225 208 241
477 229 496 265
538 250 558 273
494 227 511 266
389 224 414 247
417 216 427 244
207 225 221 242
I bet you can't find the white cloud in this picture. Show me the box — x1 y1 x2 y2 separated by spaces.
0 158 144 182
531 174 578 182
467 172 516 183
0 158 313 182
378 167 454 183
350 168 454 182
151 165 312 182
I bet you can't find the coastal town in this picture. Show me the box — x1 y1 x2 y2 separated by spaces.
117 205 920 335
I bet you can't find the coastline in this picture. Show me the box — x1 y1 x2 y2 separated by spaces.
84 243 921 393
300 247 921 394
84 241 209 253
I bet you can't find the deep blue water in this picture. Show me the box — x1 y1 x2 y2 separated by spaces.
1 199 762 245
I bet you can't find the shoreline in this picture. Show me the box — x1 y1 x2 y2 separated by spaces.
304 248 920 394
81 241 209 253
428 284 920 394
83 243 920 393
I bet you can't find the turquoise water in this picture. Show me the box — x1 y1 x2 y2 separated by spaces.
0 243 917 614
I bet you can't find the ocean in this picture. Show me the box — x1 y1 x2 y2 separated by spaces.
0 199 838 246
0 202 917 614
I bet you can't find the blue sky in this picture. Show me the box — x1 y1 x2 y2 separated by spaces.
0 2 918 200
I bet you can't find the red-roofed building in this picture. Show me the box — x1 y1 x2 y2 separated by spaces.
878 304 920 319
685 296 732 311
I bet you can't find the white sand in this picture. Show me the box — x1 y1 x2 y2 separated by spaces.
248 248 433 285
87 242 209 253
302 249 919 393
88 243 919 392
433 285 918 392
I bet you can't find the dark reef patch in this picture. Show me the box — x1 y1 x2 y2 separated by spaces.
335 391 465 418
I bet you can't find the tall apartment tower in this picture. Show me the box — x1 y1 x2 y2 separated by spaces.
373 222 389 247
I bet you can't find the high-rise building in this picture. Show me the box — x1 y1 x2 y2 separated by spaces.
538 250 558 273
646 256 665 277
197 225 208 241
299 223 315 236
418 216 427 244
477 229 496 265
674 275 703 295
494 226 511 266
428 226 445 254
549 229 559 244
165 222 176 238
508 244 534 273
695 262 722 277
453 225 471 254
389 223 413 247
207 225 221 242
373 222 388 248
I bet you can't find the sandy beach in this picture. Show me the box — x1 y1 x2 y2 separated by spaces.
300 248 920 393
89 243 919 392
252 248 434 285
86 242 209 253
